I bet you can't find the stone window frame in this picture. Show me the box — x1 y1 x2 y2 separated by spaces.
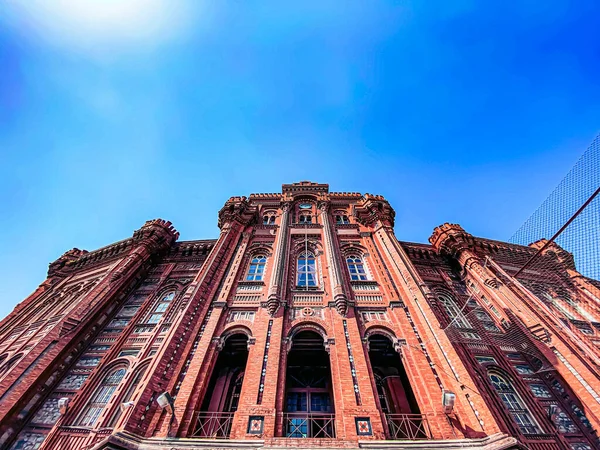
246 255 268 282
488 369 542 435
75 364 129 427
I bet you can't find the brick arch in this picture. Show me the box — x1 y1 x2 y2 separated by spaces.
339 242 369 258
154 280 186 299
364 324 398 343
246 242 273 258
221 324 253 341
288 320 330 342
290 238 324 256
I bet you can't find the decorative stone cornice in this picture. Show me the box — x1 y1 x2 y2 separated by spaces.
353 194 395 227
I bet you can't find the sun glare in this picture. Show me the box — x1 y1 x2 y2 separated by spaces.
5 0 197 53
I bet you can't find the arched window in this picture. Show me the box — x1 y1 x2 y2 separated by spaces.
335 215 350 224
438 294 471 328
146 292 175 324
78 368 127 426
297 252 317 287
263 212 276 225
346 255 367 281
109 366 147 426
247 256 267 281
489 372 540 435
299 214 312 224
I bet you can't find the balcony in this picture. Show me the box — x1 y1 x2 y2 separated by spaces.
385 414 431 440
282 413 336 438
190 412 234 438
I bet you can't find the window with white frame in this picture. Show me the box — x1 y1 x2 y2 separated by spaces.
346 255 368 281
246 256 267 281
335 215 350 224
438 294 471 328
229 310 256 322
489 372 540 435
145 292 175 324
297 252 317 287
361 311 388 322
77 368 127 426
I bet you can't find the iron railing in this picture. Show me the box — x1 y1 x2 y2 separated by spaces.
283 413 336 438
191 412 234 438
385 414 431 440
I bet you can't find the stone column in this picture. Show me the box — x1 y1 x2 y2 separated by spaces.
267 202 290 315
320 202 348 316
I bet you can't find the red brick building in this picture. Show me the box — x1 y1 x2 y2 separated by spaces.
1 182 599 450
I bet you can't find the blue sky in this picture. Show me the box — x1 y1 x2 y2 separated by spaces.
1 0 599 319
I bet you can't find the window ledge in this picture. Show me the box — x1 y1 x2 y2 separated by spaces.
291 223 322 228
350 280 379 287
237 281 265 287
335 223 359 229
292 287 324 293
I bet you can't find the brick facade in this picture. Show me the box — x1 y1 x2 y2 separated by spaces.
0 182 598 450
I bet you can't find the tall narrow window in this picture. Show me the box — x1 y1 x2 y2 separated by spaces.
438 294 471 328
346 255 367 281
489 372 540 435
108 367 147 426
297 253 317 287
146 292 175 324
78 368 127 426
247 256 267 281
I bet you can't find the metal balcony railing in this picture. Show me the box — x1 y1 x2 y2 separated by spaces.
283 413 336 438
190 412 234 438
385 414 431 440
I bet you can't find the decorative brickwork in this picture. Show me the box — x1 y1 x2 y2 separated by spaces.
0 182 599 450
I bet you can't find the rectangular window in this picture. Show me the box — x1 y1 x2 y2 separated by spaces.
529 384 552 398
118 306 140 317
515 365 535 375
460 331 481 340
118 349 140 357
76 357 101 367
88 345 110 352
475 356 497 364
146 314 163 324
361 311 388 322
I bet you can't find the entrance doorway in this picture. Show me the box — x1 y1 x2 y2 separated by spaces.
284 330 335 438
